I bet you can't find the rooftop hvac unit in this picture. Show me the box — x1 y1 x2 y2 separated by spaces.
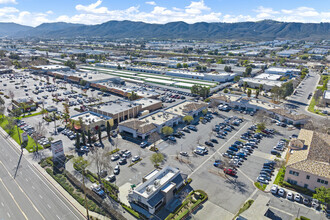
146 185 153 194
154 180 160 188
152 117 155 120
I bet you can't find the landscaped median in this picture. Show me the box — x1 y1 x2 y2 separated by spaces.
165 190 208 220
254 182 267 191
0 115 43 152
39 157 126 220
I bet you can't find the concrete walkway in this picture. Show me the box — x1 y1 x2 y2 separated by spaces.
191 201 234 220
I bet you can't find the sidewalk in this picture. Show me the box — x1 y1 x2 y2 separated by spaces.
0 126 120 220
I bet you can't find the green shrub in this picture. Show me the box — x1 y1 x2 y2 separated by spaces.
300 217 310 220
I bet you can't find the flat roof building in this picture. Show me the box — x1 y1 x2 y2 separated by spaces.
128 166 185 214
71 111 113 132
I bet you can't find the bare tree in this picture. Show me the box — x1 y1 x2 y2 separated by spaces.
31 122 46 153
149 132 161 151
196 135 202 145
8 90 15 101
90 146 113 184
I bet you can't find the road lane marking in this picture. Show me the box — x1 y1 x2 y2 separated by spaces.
28 165 82 220
0 134 84 220
1 202 4 206
0 178 28 220
39 194 43 199
7 212 10 218
188 122 250 178
47 204 51 209
0 161 46 220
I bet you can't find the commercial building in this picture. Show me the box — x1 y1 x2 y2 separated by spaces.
118 101 208 139
33 65 71 72
71 111 113 132
321 90 330 106
11 98 36 113
90 98 162 125
265 67 301 76
128 166 185 214
210 94 280 112
285 129 329 191
239 78 284 91
267 108 310 125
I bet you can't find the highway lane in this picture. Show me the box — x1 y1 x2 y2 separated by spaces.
0 134 85 220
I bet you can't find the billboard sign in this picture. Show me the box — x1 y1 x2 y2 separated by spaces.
51 140 65 161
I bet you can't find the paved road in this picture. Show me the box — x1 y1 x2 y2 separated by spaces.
284 71 323 119
0 134 85 220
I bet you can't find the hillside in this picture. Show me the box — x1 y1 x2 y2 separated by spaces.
1 20 329 40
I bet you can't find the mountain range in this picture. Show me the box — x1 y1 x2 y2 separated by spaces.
1 20 329 40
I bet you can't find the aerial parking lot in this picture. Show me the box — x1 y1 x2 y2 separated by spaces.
0 70 325 220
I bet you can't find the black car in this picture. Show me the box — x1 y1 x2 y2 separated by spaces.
205 141 214 147
210 139 218 143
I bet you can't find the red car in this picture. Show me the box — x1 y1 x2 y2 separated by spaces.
224 168 236 176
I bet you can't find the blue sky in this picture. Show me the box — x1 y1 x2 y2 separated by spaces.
0 0 329 26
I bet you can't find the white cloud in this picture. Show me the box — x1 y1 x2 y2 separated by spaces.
0 1 329 27
145 1 156 6
0 0 17 4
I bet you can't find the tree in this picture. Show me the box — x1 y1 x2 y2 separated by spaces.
128 91 139 101
31 123 46 153
88 130 92 145
234 75 240 82
271 86 281 101
161 126 173 136
63 102 70 124
106 121 111 139
64 60 76 69
75 133 80 150
257 123 266 131
247 89 252 97
190 85 210 98
182 63 188 69
281 81 294 98
255 89 260 99
150 153 164 167
4 117 15 135
81 132 86 145
259 84 263 91
244 66 252 76
98 128 102 143
313 186 330 204
90 146 112 184
202 109 208 115
183 115 193 124
243 82 248 92
8 90 15 100
224 66 231 72
216 58 224 64
176 63 182 68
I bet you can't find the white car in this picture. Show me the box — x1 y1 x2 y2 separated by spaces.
278 188 286 197
132 155 140 162
294 194 302 202
271 185 278 194
311 199 319 209
286 192 294 200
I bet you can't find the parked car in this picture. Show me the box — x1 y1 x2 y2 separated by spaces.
140 141 148 148
111 154 120 161
132 155 140 162
257 176 269 184
271 185 278 194
278 188 286 197
205 141 214 147
210 139 218 143
303 198 310 206
180 152 188 157
168 136 176 142
114 165 120 175
90 183 105 197
119 158 127 165
105 175 116 182
224 168 236 176
294 194 302 203
286 192 294 200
